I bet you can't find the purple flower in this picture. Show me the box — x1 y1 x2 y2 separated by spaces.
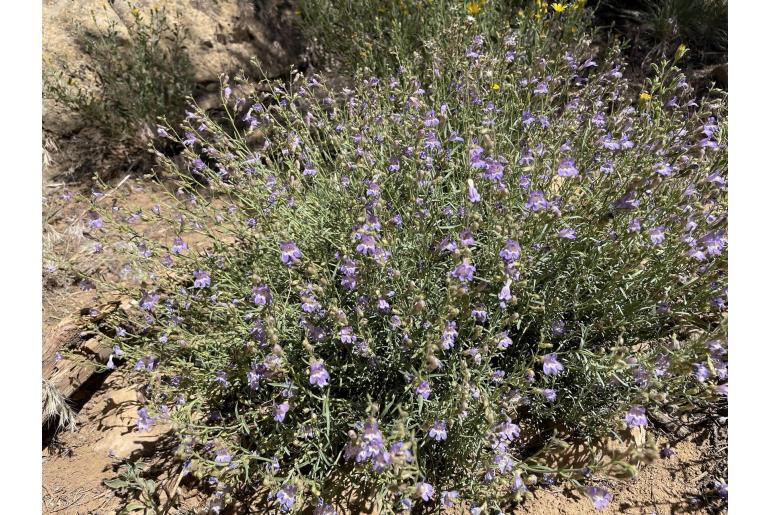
106 355 115 370
429 420 447 441
340 326 356 344
654 162 674 176
459 229 475 246
416 482 434 502
86 211 103 229
624 405 648 428
171 237 187 254
471 306 488 322
139 291 160 311
252 284 272 305
693 362 710 382
628 218 641 233
585 486 612 510
498 278 513 306
702 230 727 255
416 380 432 399
193 270 211 288
557 158 580 177
136 407 156 432
441 490 459 508
468 180 481 203
542 388 557 402
441 320 459 350
543 353 564 375
280 241 302 265
533 81 548 95
356 233 377 256
499 240 521 263
524 190 548 211
613 191 640 210
559 227 577 240
451 259 476 283
648 226 666 245
214 448 232 464
494 417 521 441
309 361 330 387
498 333 513 349
275 484 297 512
424 110 439 128
273 401 289 422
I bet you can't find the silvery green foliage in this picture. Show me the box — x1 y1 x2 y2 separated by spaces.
92 7 726 513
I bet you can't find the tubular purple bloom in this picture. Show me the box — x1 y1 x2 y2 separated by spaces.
543 353 564 375
524 190 548 211
416 482 434 502
624 405 648 428
280 241 302 265
136 407 156 432
584 486 612 510
309 361 330 387
499 240 521 263
441 490 459 508
252 284 272 305
468 180 481 203
429 420 448 441
416 380 432 399
87 211 103 229
559 228 577 240
273 401 290 422
214 448 232 464
648 226 666 245
193 270 211 288
451 259 476 283
171 237 187 254
557 158 580 177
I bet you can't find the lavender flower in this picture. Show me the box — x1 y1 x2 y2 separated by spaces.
416 482 434 502
559 228 577 240
416 380 432 399
429 420 448 441
624 405 648 428
451 259 476 283
585 486 612 510
252 284 272 305
273 401 289 422
275 484 297 512
468 179 481 203
280 241 302 265
193 270 211 288
648 226 666 245
557 158 580 177
309 361 330 387
524 190 548 211
543 353 564 375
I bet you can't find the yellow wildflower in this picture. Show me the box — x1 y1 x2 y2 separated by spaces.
491 83 501 91
551 2 567 13
466 2 483 15
675 43 687 62
639 92 652 102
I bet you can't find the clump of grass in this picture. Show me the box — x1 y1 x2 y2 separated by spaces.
79 1 726 512
42 379 77 433
594 0 728 68
44 5 193 165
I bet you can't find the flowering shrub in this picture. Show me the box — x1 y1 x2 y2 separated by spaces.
87 3 726 512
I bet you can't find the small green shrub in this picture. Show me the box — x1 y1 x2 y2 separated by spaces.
80 2 726 512
44 5 193 144
595 0 728 66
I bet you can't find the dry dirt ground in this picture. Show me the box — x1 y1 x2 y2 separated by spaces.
42 1 726 514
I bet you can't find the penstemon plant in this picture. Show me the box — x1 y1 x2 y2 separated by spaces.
80 2 726 513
